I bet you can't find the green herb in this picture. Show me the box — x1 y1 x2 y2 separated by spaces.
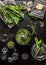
0 4 24 26
6 5 25 11
27 22 37 35
35 37 43 56
28 13 37 20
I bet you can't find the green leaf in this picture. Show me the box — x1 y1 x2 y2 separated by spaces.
28 13 37 20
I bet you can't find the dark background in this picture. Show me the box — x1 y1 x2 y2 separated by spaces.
0 0 46 65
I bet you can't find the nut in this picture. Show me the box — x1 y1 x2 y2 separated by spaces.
27 7 31 12
22 1 27 5
27 1 33 8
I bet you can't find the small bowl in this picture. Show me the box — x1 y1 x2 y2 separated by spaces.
15 29 31 45
31 44 46 61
